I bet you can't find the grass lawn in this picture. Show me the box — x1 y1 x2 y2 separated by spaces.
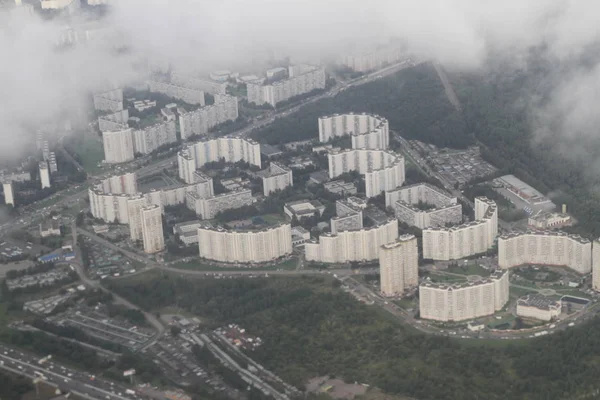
393 298 416 310
447 263 491 277
509 285 537 298
261 213 287 225
426 273 466 283
171 257 298 272
67 135 104 174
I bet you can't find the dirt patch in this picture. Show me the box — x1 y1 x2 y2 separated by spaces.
306 376 367 399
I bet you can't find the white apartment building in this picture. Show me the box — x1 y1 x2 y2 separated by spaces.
379 234 418 297
179 95 239 139
3 182 14 206
247 66 326 107
49 152 57 174
262 162 293 196
593 240 600 292
98 110 129 132
148 79 205 106
140 205 165 254
328 149 405 198
422 197 497 261
318 113 389 150
39 162 51 189
102 129 134 164
178 137 261 183
171 73 227 95
127 195 147 242
341 47 404 72
419 269 509 322
41 0 80 12
186 189 254 220
99 172 137 195
498 231 592 274
133 120 177 155
198 223 292 263
516 295 561 322
305 218 398 263
386 183 462 229
330 197 365 234
93 88 123 112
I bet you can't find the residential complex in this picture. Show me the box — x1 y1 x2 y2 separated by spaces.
127 195 147 241
593 239 600 292
498 231 592 274
171 73 227 95
148 79 205 106
340 47 404 72
93 88 123 112
98 109 129 132
140 205 165 254
328 149 405 198
516 295 561 322
198 223 292 263
419 269 509 322
186 189 254 220
99 172 137 195
3 182 14 206
133 120 177 155
304 218 398 263
247 66 326 107
386 183 462 229
178 137 262 184
422 197 497 261
39 162 51 189
330 197 366 234
261 162 293 196
318 113 389 150
179 95 239 139
379 234 419 297
102 129 135 164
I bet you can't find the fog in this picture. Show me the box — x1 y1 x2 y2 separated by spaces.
1 0 599 168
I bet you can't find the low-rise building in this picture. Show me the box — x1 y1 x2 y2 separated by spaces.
261 162 293 196
186 189 254 220
40 218 61 237
173 220 203 245
284 200 325 221
291 226 310 246
528 212 572 230
516 294 561 322
323 180 357 196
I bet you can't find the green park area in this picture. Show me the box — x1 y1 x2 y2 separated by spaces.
446 263 491 277
65 135 104 174
171 256 298 272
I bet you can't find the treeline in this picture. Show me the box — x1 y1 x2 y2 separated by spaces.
0 371 33 399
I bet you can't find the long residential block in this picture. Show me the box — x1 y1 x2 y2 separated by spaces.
179 94 239 139
319 113 389 150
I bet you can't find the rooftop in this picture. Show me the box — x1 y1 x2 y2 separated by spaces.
517 294 561 311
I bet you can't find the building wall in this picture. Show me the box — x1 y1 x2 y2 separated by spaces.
516 304 560 322
341 47 404 72
330 212 363 234
2 182 14 206
133 120 177 155
247 67 326 107
179 95 238 139
318 113 389 150
498 231 592 274
262 163 293 196
148 80 205 106
102 129 134 164
100 173 137 195
127 196 147 241
198 224 292 263
379 235 418 297
140 205 165 254
98 110 129 132
93 89 123 112
593 240 600 292
188 189 254 220
39 163 51 189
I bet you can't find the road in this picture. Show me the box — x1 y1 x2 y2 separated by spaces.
433 61 462 111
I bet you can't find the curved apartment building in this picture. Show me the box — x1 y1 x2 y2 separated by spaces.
198 223 292 263
318 113 389 150
305 218 398 263
419 269 509 322
328 149 404 198
498 231 592 274
422 197 497 261
178 137 261 184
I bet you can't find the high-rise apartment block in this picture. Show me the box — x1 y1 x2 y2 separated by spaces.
179 95 239 139
422 197 497 261
98 109 129 132
379 234 419 297
498 231 592 274
419 269 509 322
319 113 389 150
132 120 177 155
140 205 165 254
102 129 134 164
261 162 293 196
148 79 205 106
48 152 58 174
171 73 227 95
593 240 600 292
93 88 124 112
186 189 254 220
2 182 14 206
127 195 147 242
341 47 404 72
247 66 326 107
100 173 137 195
39 162 51 189
328 149 405 198
330 197 366 234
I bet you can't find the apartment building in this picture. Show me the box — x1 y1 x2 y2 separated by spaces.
173 220 203 245
323 180 357 196
379 234 419 297
148 79 205 106
198 223 292 263
247 66 326 107
39 162 51 189
133 120 177 154
48 152 58 174
186 189 254 220
99 172 137 195
41 0 80 12
127 195 147 242
139 205 165 254
516 294 561 322
498 231 592 274
102 128 134 164
422 197 497 261
419 269 509 322
93 88 123 112
305 218 398 263
179 95 239 139
3 182 14 206
98 109 129 132
318 113 389 150
330 197 366 234
328 149 405 197
171 73 227 95
261 162 293 196
593 240 600 292
341 47 404 72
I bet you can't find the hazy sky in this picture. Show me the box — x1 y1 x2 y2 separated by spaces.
0 0 599 165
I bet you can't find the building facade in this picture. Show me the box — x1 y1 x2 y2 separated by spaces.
186 189 254 220
419 269 509 322
2 182 14 206
93 88 123 112
179 95 239 139
148 79 205 106
516 295 561 321
341 47 404 72
379 234 419 297
262 162 293 196
133 120 177 155
102 129 134 164
247 66 326 107
318 113 389 150
140 205 165 254
593 240 600 292
498 231 592 274
98 109 129 132
39 162 51 189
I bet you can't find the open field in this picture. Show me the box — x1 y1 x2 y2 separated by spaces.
66 135 104 174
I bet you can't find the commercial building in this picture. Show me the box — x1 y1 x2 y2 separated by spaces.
341 47 404 72
133 120 177 155
498 231 592 274
173 220 202 245
318 113 389 150
247 66 326 107
330 197 366 234
386 183 462 229
328 149 405 198
495 174 554 208
93 88 123 112
198 223 292 263
148 79 205 106
2 182 14 206
102 129 134 164
40 218 61 238
178 137 261 183
516 295 561 322
422 197 497 261
305 218 398 263
284 200 325 221
379 234 418 297
323 180 357 196
179 95 239 139
98 109 128 132
39 162 51 189
419 269 509 322
528 212 572 230
186 189 254 220
140 205 165 254
261 162 293 196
